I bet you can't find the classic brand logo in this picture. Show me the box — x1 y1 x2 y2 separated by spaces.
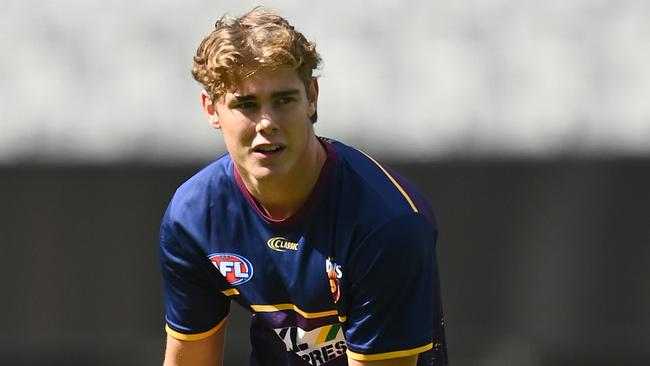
208 253 253 285
267 237 300 252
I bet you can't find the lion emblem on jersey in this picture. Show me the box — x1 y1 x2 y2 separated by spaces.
325 257 342 304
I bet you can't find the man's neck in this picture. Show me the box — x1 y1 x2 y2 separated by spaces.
239 137 327 220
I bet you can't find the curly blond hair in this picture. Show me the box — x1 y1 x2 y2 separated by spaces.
192 7 322 120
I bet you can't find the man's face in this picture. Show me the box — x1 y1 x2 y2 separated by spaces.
206 68 318 182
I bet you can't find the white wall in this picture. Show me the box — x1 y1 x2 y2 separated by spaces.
1 0 649 162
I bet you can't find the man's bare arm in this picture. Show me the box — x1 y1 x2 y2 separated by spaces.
163 321 227 366
347 354 417 366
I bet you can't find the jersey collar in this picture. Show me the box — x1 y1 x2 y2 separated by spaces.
233 138 337 228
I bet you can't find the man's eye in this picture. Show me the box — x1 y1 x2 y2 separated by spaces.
238 102 255 109
235 102 257 110
276 97 295 105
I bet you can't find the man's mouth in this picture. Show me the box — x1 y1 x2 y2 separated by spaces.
253 144 284 155
255 145 281 152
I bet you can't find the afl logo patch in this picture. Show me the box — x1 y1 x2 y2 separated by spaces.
267 237 300 252
208 253 253 285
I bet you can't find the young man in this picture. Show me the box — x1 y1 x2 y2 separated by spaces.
159 7 448 366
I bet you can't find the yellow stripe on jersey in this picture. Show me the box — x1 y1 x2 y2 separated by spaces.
347 342 433 361
355 149 419 213
315 324 332 345
221 288 240 296
250 303 338 319
165 317 227 341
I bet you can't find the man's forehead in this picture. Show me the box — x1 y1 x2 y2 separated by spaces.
225 69 305 98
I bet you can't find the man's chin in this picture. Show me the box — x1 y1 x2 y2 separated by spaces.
249 165 286 182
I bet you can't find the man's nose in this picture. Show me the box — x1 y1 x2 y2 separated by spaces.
255 115 277 133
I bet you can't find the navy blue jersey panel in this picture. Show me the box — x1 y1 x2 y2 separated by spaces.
159 138 448 365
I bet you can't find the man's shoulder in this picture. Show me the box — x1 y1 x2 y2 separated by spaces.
175 153 232 195
165 154 234 221
326 138 435 225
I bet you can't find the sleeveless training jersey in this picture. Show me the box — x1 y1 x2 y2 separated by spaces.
159 138 448 365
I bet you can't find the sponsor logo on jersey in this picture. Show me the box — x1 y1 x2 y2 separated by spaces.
208 253 253 285
274 323 346 366
267 237 300 252
326 257 342 304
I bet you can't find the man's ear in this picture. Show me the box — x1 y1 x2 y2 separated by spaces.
201 90 221 129
307 79 319 119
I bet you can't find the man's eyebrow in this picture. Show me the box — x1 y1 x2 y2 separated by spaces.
231 94 256 102
233 89 300 98
230 89 301 103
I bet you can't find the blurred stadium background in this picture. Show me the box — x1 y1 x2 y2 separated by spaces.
1 0 648 365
